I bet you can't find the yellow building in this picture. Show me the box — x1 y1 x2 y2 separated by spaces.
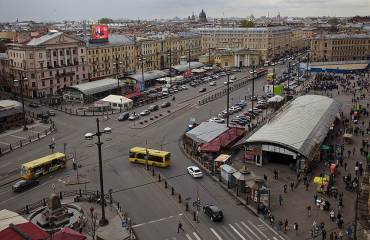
206 48 262 68
310 33 370 62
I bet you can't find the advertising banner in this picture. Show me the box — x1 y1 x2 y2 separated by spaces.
91 25 108 40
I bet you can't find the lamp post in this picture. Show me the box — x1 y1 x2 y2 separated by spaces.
138 56 146 92
226 72 230 127
113 57 123 95
85 118 111 226
251 65 256 114
167 49 172 87
272 67 275 96
14 77 28 131
287 61 291 96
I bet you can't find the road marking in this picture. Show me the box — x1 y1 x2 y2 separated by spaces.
132 213 183 228
192 232 201 240
234 223 252 240
27 130 40 133
222 226 238 240
248 220 268 239
273 237 279 240
0 141 10 146
258 218 285 240
9 134 27 140
229 224 246 240
186 234 192 240
210 228 223 240
241 221 260 240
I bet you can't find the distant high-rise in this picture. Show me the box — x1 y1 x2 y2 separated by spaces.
199 9 207 23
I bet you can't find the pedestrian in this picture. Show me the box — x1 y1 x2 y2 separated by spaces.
355 165 359 176
330 210 335 222
269 215 275 227
322 228 327 240
314 194 318 205
359 162 363 176
264 174 268 181
284 219 289 233
353 147 356 155
347 225 353 239
290 182 294 192
177 221 184 233
293 222 298 235
305 182 310 191
274 169 279 180
279 194 283 206
344 162 347 171
307 205 311 217
278 219 283 232
283 184 287 193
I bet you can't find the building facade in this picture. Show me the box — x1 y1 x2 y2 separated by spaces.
6 32 88 98
310 33 370 62
193 26 300 61
199 48 262 68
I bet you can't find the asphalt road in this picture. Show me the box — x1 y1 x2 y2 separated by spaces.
0 64 295 239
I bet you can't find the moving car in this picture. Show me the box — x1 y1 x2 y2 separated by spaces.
161 101 171 108
148 105 159 112
199 87 207 93
223 80 234 85
140 110 151 116
47 110 56 116
12 179 39 192
28 102 39 108
187 166 203 178
117 112 130 121
203 205 223 221
209 81 216 86
128 113 140 121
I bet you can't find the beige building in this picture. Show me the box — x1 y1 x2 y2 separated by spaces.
310 33 370 62
6 32 88 98
86 33 202 81
193 26 301 61
199 48 261 68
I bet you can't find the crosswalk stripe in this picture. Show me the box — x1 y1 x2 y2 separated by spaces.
248 220 268 239
210 228 223 240
193 232 201 240
222 226 239 240
229 224 246 240
258 218 285 240
241 221 261 240
234 223 253 240
185 234 192 240
273 237 279 240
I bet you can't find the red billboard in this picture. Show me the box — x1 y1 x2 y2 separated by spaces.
91 25 108 40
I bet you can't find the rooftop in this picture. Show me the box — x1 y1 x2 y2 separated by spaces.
85 34 134 47
64 78 123 96
186 122 229 143
172 62 204 72
27 31 63 46
313 33 370 39
128 70 167 82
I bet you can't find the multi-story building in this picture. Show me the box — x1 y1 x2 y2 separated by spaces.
192 26 299 61
310 33 370 62
6 31 88 98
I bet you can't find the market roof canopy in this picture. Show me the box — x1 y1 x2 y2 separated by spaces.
186 122 229 143
64 78 123 96
128 70 167 83
171 62 204 72
241 95 341 159
267 95 284 103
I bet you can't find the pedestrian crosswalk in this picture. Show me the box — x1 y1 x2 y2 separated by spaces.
164 218 287 240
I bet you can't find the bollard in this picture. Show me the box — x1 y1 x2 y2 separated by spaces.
29 136 31 143
79 189 82 197
26 205 29 214
45 129 47 135
171 187 174 195
185 202 189 212
9 144 12 151
43 198 46 206
152 168 155 176
158 174 161 182
236 188 239 196
37 133 40 139
20 140 22 147
0 148 2 155
178 194 182 203
193 211 196 221
164 180 168 189
117 202 120 210
59 192 63 200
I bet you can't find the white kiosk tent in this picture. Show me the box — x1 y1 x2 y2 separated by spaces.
100 95 133 111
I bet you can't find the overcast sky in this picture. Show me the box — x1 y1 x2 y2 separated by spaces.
0 0 369 22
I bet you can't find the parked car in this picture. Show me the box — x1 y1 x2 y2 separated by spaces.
47 110 56 116
118 112 130 121
12 179 39 192
199 87 207 93
203 205 223 222
128 113 140 121
148 105 159 112
181 85 188 90
209 81 216 86
223 80 234 85
161 101 171 108
140 110 151 116
209 117 225 123
187 166 203 178
28 102 39 108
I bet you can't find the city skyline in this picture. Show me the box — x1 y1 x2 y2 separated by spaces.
0 0 369 22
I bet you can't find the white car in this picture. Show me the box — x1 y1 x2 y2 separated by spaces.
223 80 234 85
187 166 203 178
209 117 225 123
209 81 216 86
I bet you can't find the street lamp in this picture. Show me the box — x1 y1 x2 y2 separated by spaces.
251 65 257 114
84 118 111 226
113 57 123 95
14 77 28 131
226 71 230 127
167 50 172 87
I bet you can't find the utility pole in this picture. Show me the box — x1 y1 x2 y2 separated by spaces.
226 72 230 127
208 44 211 66
306 52 310 79
297 58 300 83
251 65 255 114
188 44 191 71
287 62 291 95
113 57 122 94
272 67 275 96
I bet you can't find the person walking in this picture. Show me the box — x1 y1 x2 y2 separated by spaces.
314 194 318 205
284 219 289 233
307 205 311 217
290 182 294 192
344 162 347 171
279 194 283 206
322 228 327 240
283 184 288 193
330 209 335 222
293 222 298 235
346 225 353 239
177 221 184 233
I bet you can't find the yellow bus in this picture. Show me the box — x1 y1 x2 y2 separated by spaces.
129 147 170 167
21 152 67 180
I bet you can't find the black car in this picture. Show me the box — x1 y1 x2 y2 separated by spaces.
118 112 130 121
12 179 39 192
28 102 39 108
161 101 171 108
203 205 223 221
148 105 159 112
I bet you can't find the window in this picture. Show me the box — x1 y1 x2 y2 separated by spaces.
76 75 79 80
66 50 70 55
31 73 35 79
39 53 43 58
83 74 86 79
80 49 84 54
60 50 63 56
41 72 44 78
30 53 34 59
49 71 52 76
50 79 53 85
32 82 36 87
137 153 145 159
42 81 45 87
53 51 57 57
73 49 76 54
